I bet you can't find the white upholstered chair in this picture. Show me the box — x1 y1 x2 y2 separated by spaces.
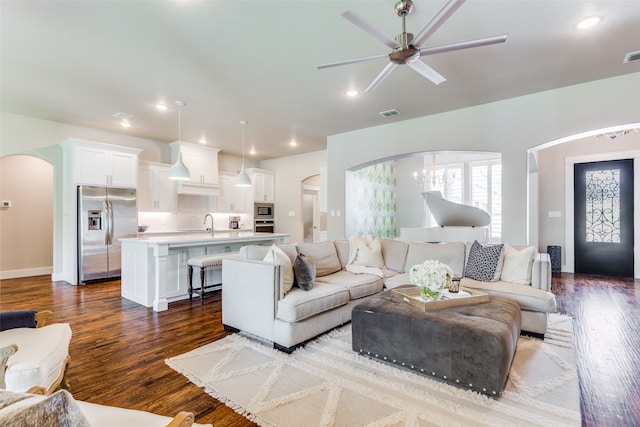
0 310 71 394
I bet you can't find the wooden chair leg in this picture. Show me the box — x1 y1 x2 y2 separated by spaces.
200 267 206 306
188 265 193 302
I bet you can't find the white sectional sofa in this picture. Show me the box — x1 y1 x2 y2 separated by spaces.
222 239 555 352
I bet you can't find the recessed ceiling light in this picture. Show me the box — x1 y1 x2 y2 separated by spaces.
575 16 601 30
346 89 359 97
249 148 256 155
120 121 131 128
155 103 168 111
199 138 207 144
289 140 297 147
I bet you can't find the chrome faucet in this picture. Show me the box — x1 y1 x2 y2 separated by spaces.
204 213 214 234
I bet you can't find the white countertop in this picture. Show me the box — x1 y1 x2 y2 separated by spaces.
121 231 290 246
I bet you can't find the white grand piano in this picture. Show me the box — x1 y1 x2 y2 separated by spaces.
398 191 491 243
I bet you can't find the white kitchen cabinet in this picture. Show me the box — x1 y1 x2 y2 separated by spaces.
217 172 250 212
170 141 220 196
138 161 176 212
247 168 275 203
70 140 140 188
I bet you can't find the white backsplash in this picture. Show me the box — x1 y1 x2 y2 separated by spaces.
138 195 251 233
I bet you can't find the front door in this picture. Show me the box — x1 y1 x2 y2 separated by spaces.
574 159 634 276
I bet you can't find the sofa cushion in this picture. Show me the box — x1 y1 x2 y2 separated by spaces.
277 283 350 323
333 239 350 268
500 245 536 285
0 389 89 427
315 270 384 300
1 323 71 392
263 244 294 294
461 278 557 313
463 241 505 282
297 241 342 277
405 242 466 277
380 239 409 273
293 255 316 291
383 272 412 289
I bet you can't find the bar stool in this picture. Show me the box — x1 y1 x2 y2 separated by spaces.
187 253 238 306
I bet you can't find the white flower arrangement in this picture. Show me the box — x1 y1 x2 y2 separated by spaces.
409 260 453 300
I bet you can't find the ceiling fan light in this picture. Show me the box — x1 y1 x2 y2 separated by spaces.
168 152 191 180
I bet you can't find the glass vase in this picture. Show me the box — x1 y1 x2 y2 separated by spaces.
420 285 442 301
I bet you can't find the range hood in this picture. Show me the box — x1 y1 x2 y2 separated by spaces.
176 181 220 196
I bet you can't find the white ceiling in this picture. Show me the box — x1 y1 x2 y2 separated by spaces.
2 1 639 160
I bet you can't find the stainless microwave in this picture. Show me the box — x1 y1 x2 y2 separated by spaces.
254 202 274 219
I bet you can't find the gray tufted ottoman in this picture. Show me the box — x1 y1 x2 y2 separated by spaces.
351 289 521 396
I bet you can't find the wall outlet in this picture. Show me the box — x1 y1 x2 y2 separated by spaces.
0 201 11 208
288 211 295 217
548 211 562 218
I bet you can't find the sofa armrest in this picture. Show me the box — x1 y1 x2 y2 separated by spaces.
531 253 552 292
222 258 282 342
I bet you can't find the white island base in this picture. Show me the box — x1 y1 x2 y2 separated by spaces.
120 232 289 311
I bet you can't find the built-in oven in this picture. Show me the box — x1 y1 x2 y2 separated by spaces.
254 202 274 220
254 220 275 233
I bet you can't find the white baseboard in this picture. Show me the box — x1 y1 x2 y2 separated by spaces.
0 267 53 280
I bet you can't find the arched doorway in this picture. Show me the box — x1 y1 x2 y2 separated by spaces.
530 124 639 278
301 175 325 242
0 155 54 279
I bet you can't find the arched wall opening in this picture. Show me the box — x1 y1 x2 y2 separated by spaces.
0 154 54 279
529 123 640 278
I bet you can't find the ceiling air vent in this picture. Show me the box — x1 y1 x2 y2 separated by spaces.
379 109 400 118
623 50 640 63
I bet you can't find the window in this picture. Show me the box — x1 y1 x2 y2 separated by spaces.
471 160 502 240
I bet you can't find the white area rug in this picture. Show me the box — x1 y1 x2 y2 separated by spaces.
166 313 580 426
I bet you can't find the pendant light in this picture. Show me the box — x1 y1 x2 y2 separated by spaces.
168 101 191 181
235 120 252 187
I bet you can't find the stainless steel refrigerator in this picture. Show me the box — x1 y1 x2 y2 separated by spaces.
77 186 137 283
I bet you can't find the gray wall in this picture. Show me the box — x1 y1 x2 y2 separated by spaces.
327 73 640 246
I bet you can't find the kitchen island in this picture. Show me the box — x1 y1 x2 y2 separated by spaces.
120 232 290 311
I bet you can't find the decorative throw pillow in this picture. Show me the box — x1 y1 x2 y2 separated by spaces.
295 241 342 277
263 244 294 294
500 244 536 285
0 389 90 427
463 240 505 282
293 254 316 291
348 235 385 268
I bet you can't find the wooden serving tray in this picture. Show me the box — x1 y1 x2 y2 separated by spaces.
391 286 489 312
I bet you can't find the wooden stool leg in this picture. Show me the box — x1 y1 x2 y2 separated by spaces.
188 265 194 302
200 267 206 306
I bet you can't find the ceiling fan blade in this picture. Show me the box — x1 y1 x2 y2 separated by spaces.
342 10 399 50
412 0 466 47
407 60 446 85
317 52 390 69
419 34 508 56
365 63 397 92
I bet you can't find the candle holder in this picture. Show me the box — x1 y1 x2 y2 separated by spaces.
449 277 461 293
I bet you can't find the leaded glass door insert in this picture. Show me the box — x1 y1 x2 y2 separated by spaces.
575 159 634 277
585 168 620 243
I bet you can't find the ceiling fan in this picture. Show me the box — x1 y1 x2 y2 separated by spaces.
318 0 508 92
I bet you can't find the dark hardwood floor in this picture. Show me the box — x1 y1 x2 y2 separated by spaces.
1 273 639 426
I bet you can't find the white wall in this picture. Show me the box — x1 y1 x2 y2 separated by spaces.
260 150 328 243
326 73 640 246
